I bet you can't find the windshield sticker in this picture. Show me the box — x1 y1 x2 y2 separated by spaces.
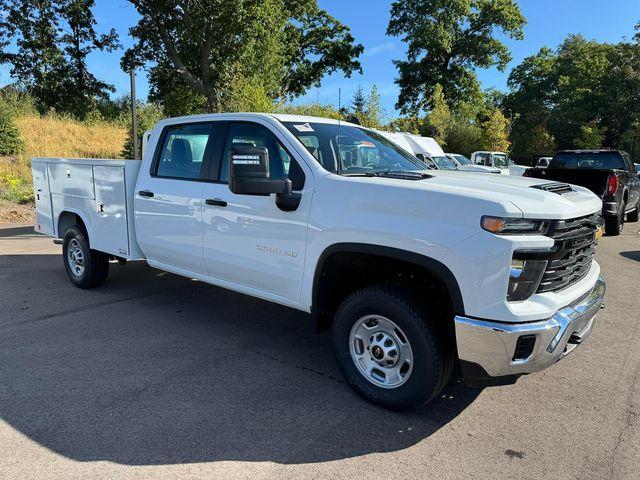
293 123 314 133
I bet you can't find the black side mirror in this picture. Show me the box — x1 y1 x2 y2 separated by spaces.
228 145 292 196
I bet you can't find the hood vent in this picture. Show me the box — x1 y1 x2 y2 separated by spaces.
531 182 573 195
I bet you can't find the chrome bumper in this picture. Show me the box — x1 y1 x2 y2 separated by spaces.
455 276 606 384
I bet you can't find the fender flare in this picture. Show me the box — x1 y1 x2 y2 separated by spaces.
57 209 93 244
312 243 465 316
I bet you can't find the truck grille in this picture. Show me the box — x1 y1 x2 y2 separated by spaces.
536 213 602 294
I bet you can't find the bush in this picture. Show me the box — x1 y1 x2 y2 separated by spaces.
122 102 165 159
0 174 34 204
0 111 24 156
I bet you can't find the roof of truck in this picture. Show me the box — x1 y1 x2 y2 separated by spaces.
154 112 363 129
556 149 625 154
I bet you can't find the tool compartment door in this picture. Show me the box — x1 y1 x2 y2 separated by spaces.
92 165 130 257
32 161 54 235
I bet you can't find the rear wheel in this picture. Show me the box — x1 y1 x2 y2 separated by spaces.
332 285 453 411
62 226 109 288
605 206 625 236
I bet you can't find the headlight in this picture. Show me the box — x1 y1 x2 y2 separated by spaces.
482 216 548 234
507 258 547 301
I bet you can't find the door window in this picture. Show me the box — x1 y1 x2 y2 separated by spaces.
154 124 214 180
475 153 491 166
220 123 305 190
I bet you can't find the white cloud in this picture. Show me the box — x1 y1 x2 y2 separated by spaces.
363 41 395 57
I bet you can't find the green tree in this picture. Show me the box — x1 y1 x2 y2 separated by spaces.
445 121 482 156
351 85 367 116
481 109 511 152
122 0 363 114
506 34 640 156
425 84 452 146
386 116 422 134
122 101 165 159
0 108 23 156
276 102 343 120
574 122 605 149
386 0 525 113
349 85 383 128
363 85 383 129
0 0 119 118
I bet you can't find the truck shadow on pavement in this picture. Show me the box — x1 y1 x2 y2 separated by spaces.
619 250 640 262
0 253 481 466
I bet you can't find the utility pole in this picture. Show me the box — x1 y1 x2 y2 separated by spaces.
130 68 138 160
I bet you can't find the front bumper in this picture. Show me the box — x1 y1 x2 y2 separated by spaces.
455 276 606 387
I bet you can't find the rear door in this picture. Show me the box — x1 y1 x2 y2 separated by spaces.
134 122 222 274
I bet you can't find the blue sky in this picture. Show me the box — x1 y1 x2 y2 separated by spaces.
2 0 640 120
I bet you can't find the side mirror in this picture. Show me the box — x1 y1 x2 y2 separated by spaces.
228 145 292 196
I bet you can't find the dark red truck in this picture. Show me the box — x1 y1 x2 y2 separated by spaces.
525 150 640 235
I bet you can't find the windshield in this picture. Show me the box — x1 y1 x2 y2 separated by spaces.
550 152 626 170
453 154 471 165
432 155 457 170
493 154 509 168
282 122 427 175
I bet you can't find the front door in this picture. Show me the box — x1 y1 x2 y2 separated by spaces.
201 121 312 303
134 122 222 274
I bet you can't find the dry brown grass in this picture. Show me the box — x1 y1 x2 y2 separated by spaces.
16 115 126 160
0 115 127 209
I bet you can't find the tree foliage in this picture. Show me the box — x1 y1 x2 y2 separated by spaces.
0 108 23 156
0 0 119 119
480 109 511 152
387 0 525 113
349 85 383 129
122 0 363 114
425 84 452 146
505 30 640 160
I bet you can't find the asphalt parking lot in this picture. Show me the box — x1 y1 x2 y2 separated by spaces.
0 224 639 480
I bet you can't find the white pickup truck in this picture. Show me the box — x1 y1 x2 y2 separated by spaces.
32 113 606 411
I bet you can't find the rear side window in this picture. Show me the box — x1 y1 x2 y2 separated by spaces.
551 152 625 170
154 124 214 180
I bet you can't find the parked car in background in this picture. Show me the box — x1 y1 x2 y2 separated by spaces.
32 113 607 411
445 153 501 174
470 151 528 176
524 150 640 235
376 132 500 174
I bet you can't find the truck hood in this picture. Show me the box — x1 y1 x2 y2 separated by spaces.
343 170 602 219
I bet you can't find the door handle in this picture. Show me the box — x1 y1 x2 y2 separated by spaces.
205 198 227 207
138 190 154 198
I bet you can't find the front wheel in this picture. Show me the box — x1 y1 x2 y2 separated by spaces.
62 226 109 288
332 286 453 411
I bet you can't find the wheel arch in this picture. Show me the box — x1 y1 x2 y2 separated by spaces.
311 243 465 331
57 210 92 245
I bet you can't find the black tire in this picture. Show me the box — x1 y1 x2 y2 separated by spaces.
62 226 109 288
627 202 639 222
605 207 624 236
332 285 453 411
